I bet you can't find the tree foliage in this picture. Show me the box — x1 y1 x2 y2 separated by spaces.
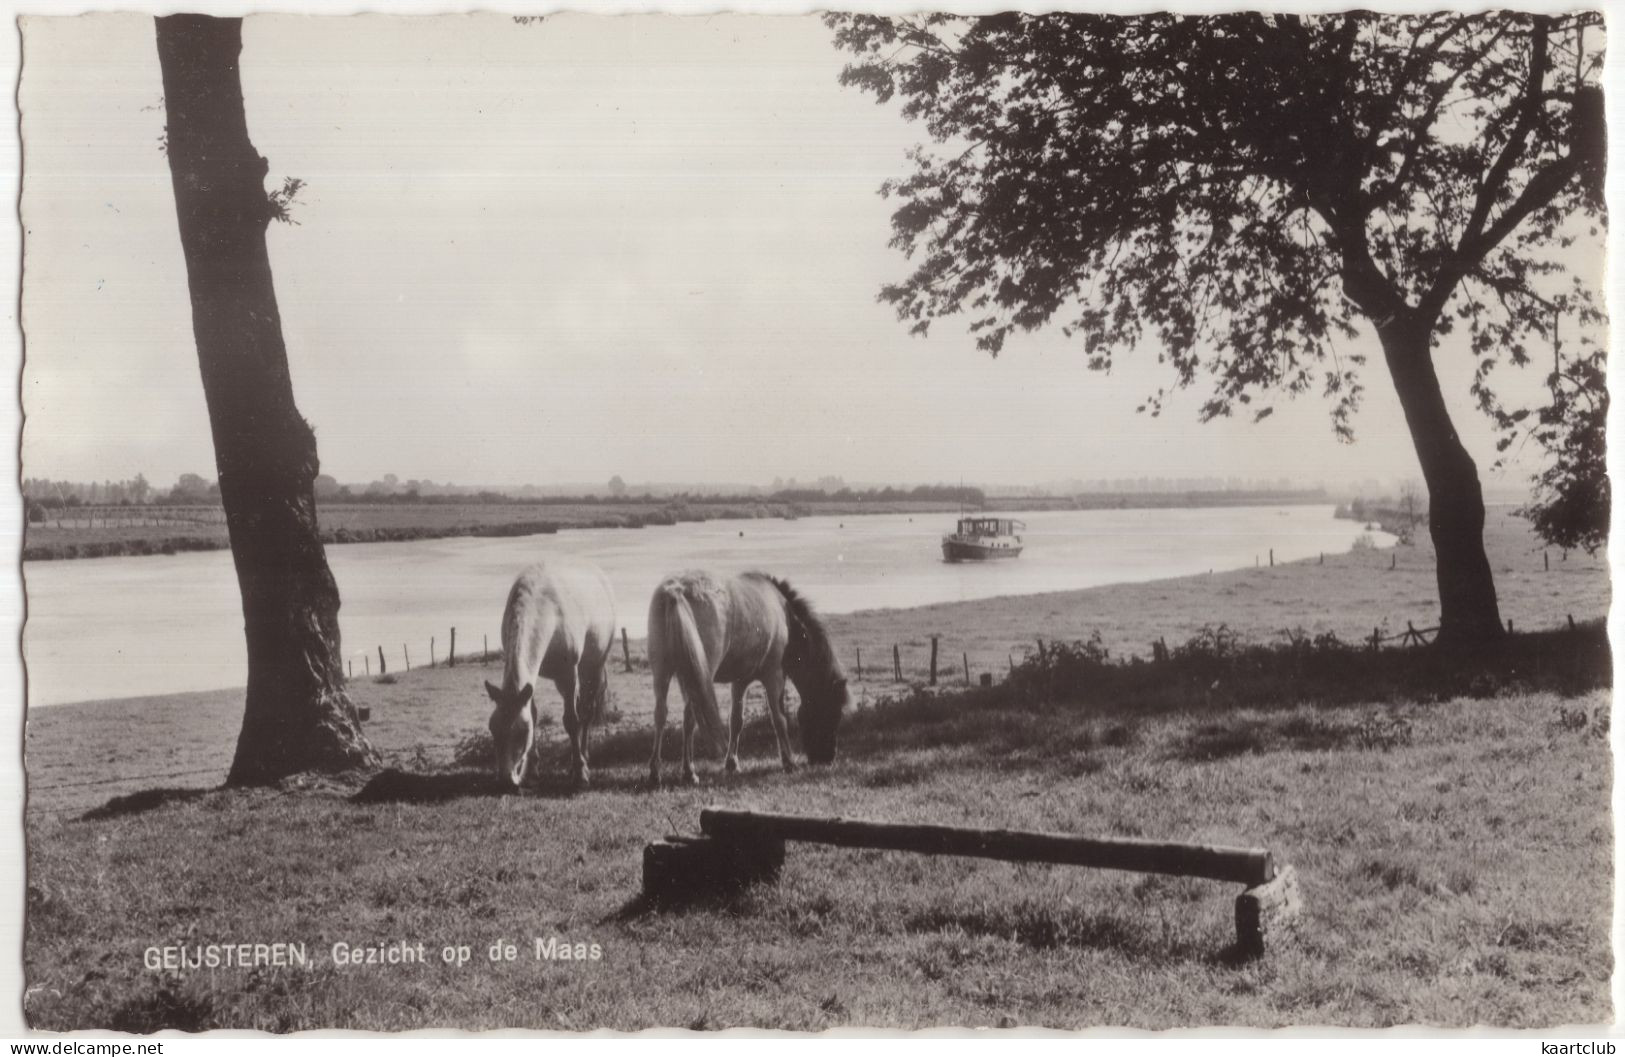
826 12 1605 446
1517 343 1608 553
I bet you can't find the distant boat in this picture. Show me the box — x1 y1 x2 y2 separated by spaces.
941 516 1025 562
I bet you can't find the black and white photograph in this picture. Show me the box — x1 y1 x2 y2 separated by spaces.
11 3 1615 1034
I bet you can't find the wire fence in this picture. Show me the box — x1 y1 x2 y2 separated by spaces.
32 607 1594 810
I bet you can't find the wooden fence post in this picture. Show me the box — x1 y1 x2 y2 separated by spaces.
450 627 456 667
1269 548 1274 567
963 651 971 686
856 647 863 683
929 636 939 686
378 646 386 675
484 633 489 659
1507 619 1513 634
347 659 352 678
1545 551 1550 571
403 644 411 671
1568 613 1576 630
622 628 632 673
893 645 902 682
430 636 436 668
1391 553 1396 570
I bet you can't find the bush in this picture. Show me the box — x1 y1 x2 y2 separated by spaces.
989 620 1609 718
1354 710 1414 751
452 731 492 768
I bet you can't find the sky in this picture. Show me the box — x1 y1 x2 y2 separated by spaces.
16 10 1607 495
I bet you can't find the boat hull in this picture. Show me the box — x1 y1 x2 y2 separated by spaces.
941 538 1024 562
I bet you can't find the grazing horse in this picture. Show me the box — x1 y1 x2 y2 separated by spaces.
647 570 849 786
484 557 616 790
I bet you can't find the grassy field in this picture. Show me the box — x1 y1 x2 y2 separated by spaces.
22 511 1613 1030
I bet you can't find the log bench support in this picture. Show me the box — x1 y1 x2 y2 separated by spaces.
642 808 1302 956
642 834 784 907
1235 864 1302 958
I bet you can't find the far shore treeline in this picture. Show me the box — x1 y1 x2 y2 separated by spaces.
20 474 1352 564
22 473 1342 510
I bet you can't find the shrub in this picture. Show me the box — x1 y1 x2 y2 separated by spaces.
452 731 493 768
1551 704 1610 740
1354 711 1414 751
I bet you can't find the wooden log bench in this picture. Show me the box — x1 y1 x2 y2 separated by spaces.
643 807 1301 958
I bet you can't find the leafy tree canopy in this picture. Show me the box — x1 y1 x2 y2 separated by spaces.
827 11 1605 452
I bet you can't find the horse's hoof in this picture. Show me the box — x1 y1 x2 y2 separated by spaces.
682 771 700 786
724 756 740 774
781 760 798 774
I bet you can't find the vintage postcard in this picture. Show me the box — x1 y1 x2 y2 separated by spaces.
14 6 1612 1034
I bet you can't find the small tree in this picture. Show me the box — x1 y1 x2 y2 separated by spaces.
1517 344 1608 554
1398 480 1426 539
829 11 1605 647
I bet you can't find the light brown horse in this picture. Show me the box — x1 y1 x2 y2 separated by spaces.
484 557 616 790
647 570 849 786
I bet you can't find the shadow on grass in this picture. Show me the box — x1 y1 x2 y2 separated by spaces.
1169 712 1406 762
583 704 1103 775
108 982 216 1034
904 900 1211 962
351 762 667 803
80 787 215 822
352 768 503 804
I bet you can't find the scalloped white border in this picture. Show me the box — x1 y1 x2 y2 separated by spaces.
1 1 1617 1046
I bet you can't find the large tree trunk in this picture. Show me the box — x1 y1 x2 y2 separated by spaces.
156 15 377 785
1378 315 1505 649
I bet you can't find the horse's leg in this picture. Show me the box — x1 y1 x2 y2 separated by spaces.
760 668 797 773
648 669 672 788
583 661 608 768
557 668 585 787
724 680 749 774
681 702 700 786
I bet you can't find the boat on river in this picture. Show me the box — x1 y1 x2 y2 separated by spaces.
941 516 1025 562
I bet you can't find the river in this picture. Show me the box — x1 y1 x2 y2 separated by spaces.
22 505 1388 707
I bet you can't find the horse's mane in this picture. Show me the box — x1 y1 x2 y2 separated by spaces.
765 574 840 678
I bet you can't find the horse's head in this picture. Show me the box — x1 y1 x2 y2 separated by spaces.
484 680 536 791
773 575 850 765
795 672 849 765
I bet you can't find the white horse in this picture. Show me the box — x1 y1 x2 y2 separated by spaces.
647 569 849 786
484 557 616 790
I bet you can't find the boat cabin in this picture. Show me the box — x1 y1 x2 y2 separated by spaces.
954 517 1025 538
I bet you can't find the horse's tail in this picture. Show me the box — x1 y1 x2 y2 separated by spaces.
661 586 725 754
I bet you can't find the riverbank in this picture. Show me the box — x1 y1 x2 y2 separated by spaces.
22 552 1612 1027
22 507 1612 1028
21 490 1337 562
25 505 1605 814
20 499 962 562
